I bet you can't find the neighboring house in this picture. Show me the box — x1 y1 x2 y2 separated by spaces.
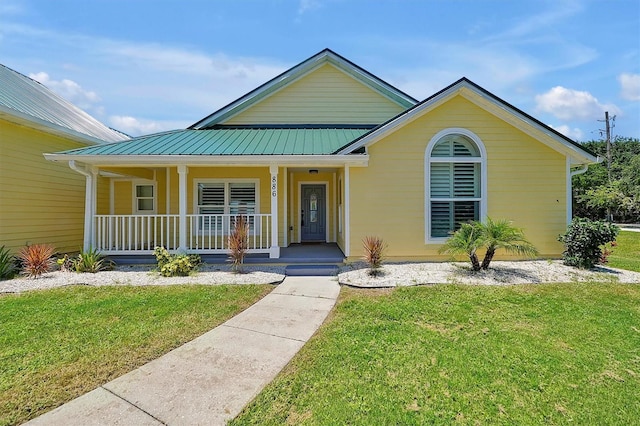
0 64 128 254
44 49 597 261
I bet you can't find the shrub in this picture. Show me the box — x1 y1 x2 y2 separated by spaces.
154 246 199 277
17 244 55 279
558 218 619 269
439 218 538 271
228 216 249 273
73 247 112 273
0 246 17 280
362 236 386 276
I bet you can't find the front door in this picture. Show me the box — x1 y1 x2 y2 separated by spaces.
301 184 326 242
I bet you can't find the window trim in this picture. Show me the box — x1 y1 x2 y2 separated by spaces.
132 181 157 215
193 178 260 235
425 128 487 244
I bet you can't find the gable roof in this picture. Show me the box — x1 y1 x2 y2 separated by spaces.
0 63 129 144
336 77 598 165
189 48 418 129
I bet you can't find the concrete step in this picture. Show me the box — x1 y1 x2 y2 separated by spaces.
285 264 340 276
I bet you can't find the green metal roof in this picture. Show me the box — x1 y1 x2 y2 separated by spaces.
57 127 371 156
0 64 128 143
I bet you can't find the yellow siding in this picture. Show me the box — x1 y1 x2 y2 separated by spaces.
0 120 88 253
348 95 567 261
225 63 405 125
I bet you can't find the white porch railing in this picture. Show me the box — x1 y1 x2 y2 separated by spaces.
94 214 272 255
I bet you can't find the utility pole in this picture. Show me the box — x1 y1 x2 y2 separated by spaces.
605 111 611 183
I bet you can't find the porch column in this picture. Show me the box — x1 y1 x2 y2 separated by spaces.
344 165 350 257
178 165 188 252
269 164 280 258
69 161 96 251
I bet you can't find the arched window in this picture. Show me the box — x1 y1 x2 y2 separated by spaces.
425 129 486 241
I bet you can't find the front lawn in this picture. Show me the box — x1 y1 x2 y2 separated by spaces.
608 230 640 272
232 283 640 425
0 284 271 426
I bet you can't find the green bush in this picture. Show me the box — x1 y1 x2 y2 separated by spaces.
154 247 200 277
558 218 619 269
0 246 17 280
74 248 112 273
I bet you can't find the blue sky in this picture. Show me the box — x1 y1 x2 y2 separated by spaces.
1 0 638 139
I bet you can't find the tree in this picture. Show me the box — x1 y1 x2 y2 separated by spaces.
573 137 640 222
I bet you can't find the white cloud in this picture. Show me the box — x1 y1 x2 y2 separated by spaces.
298 0 322 15
550 124 584 141
534 86 620 121
29 71 101 110
619 73 640 101
109 116 188 136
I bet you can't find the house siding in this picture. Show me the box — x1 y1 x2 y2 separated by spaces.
0 120 88 253
224 63 405 125
347 95 567 261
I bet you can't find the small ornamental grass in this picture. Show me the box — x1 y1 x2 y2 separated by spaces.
17 244 55 279
228 216 249 273
0 245 17 280
362 236 386 276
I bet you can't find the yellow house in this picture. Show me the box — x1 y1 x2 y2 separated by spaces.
44 49 597 261
0 64 128 253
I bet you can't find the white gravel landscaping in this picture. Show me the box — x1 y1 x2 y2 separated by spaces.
2 260 639 294
0 264 286 294
338 260 640 287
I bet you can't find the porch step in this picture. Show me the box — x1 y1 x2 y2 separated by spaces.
285 264 340 276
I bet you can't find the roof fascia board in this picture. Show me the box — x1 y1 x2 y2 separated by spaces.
190 49 417 129
338 79 597 164
43 153 369 167
0 106 101 145
456 86 598 164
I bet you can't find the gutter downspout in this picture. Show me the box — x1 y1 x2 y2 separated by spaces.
567 162 590 224
69 160 95 251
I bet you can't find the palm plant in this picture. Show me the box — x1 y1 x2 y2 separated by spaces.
438 222 485 271
480 218 538 270
439 218 538 271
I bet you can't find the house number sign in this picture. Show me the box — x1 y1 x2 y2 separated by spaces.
271 175 277 197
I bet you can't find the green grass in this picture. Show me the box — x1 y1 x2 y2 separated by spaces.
0 284 271 426
232 283 640 425
608 230 640 272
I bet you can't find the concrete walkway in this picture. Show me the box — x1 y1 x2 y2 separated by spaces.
26 276 341 426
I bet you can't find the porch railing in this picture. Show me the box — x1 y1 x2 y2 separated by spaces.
94 214 272 254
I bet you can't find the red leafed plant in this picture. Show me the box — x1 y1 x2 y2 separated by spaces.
228 216 249 273
18 244 55 279
362 236 386 276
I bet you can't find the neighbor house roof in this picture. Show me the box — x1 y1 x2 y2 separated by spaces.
189 48 418 129
49 126 372 158
0 63 128 144
337 77 598 165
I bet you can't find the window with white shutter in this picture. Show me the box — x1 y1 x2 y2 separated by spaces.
426 131 485 240
196 180 258 232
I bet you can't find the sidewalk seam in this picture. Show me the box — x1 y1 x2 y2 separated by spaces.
270 292 339 301
100 385 167 425
220 323 308 343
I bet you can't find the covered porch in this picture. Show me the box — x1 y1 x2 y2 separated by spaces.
66 160 365 260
